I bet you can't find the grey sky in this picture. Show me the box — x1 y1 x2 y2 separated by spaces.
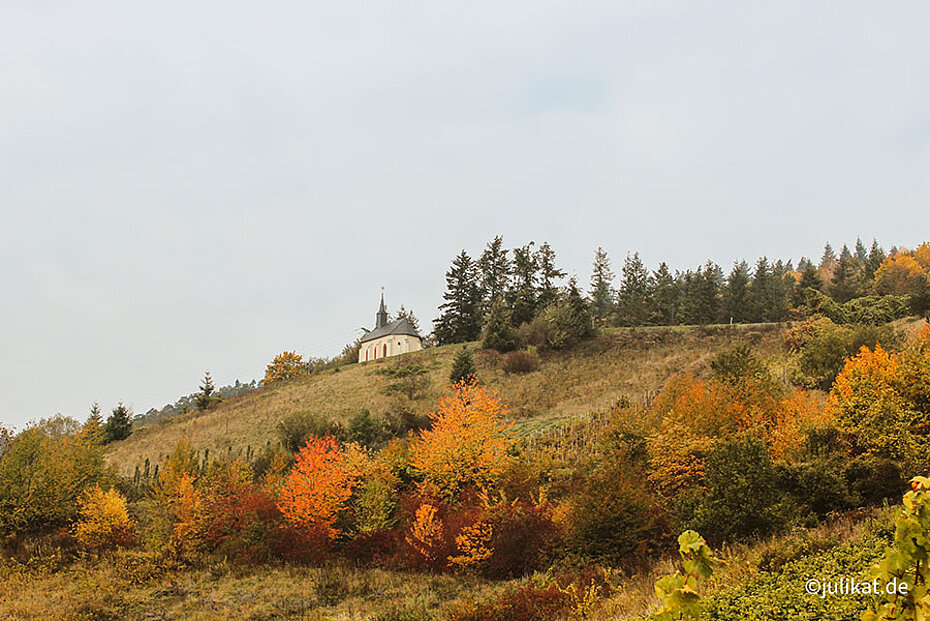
1 2 928 429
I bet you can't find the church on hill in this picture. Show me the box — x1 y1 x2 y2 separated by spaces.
358 292 422 363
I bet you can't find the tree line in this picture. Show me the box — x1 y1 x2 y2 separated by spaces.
432 236 930 345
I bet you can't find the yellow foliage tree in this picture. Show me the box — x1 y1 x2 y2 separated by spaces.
264 351 308 384
447 520 494 572
873 254 929 296
410 380 513 498
72 486 135 551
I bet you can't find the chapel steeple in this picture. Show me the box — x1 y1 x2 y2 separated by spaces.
376 288 389 328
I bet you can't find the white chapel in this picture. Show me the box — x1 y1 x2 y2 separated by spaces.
358 292 422 363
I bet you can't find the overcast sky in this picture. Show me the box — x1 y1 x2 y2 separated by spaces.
1 2 929 429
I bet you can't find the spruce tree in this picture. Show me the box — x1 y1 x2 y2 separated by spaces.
535 242 566 310
722 261 751 323
509 242 539 326
650 262 679 325
83 402 104 441
854 237 868 262
394 305 420 332
478 236 512 308
830 245 862 303
617 252 651 326
565 276 594 338
194 371 216 411
865 239 886 281
104 402 133 444
589 247 615 326
449 345 477 384
434 251 483 345
481 298 517 352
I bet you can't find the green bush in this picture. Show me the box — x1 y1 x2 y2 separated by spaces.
275 412 345 453
791 318 900 390
347 409 390 447
694 436 792 543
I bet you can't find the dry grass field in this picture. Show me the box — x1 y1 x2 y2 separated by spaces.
107 323 791 476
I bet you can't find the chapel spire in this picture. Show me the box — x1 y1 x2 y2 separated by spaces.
376 288 389 328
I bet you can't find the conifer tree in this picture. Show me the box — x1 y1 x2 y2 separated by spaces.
746 257 777 322
434 251 483 345
854 237 868 262
650 262 679 325
509 242 539 326
589 247 615 326
477 236 512 308
865 239 886 281
449 346 477 384
830 245 862 303
394 305 420 332
481 298 517 352
83 402 104 441
194 371 216 411
535 242 566 310
617 252 651 326
104 402 133 444
565 276 595 338
722 261 750 323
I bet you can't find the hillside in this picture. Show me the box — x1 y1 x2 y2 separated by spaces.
106 323 790 475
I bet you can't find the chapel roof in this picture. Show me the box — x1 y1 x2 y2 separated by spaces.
359 317 421 344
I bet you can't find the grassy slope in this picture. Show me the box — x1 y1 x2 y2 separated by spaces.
107 323 790 475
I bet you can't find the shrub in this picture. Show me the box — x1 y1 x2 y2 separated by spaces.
381 365 431 401
791 317 900 390
482 499 562 579
347 409 389 447
72 487 136 552
410 381 513 499
351 477 399 535
709 344 765 385
695 436 791 543
277 436 357 542
0 420 106 539
570 463 669 567
276 412 345 453
501 349 538 374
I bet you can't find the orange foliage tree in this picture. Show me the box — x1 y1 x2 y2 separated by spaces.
410 380 513 498
276 435 357 541
264 351 308 384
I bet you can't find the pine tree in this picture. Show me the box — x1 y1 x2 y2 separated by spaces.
681 262 722 324
589 247 615 326
449 346 477 384
535 242 566 310
104 402 133 444
481 298 517 352
434 251 483 345
565 276 594 338
394 305 420 332
819 243 837 269
509 243 538 326
617 252 651 326
194 371 217 411
722 261 750 323
477 236 512 308
746 257 779 322
650 262 679 325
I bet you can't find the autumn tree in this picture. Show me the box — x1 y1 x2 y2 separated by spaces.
276 435 357 541
264 351 308 384
73 486 136 552
410 380 513 498
873 254 928 296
